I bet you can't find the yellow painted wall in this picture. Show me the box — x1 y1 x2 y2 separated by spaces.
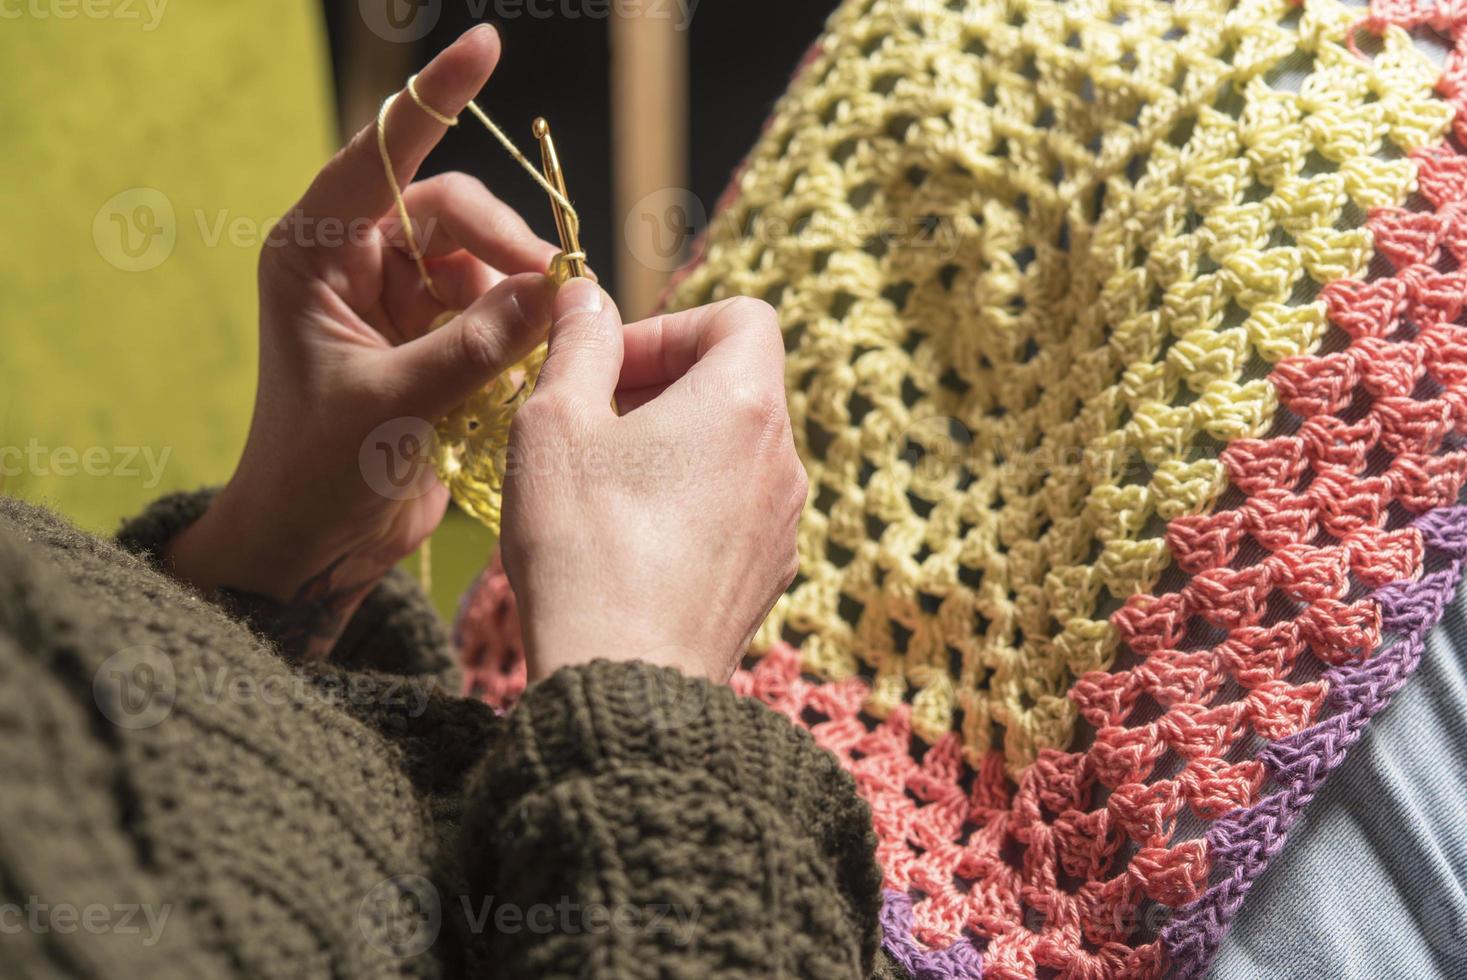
1 6 498 619
0 0 336 532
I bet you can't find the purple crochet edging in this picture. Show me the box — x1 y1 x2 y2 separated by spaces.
1159 505 1467 978
879 890 984 979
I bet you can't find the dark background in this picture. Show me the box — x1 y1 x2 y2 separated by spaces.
321 1 836 290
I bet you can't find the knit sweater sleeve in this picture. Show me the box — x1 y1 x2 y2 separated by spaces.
457 659 888 978
114 488 459 680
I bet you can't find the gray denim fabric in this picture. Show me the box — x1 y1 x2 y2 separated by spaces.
1203 14 1467 977
1210 587 1467 978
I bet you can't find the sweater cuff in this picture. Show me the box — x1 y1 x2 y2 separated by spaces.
114 489 456 679
114 487 217 562
460 660 885 975
331 567 459 680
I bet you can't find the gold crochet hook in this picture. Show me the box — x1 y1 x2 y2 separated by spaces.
532 117 587 281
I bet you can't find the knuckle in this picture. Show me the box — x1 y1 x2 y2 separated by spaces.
780 550 800 590
483 209 523 246
505 417 537 473
455 317 508 374
257 223 316 286
518 391 574 432
723 295 782 344
257 230 290 275
790 464 810 508
729 380 781 417
722 295 777 329
436 170 486 201
506 408 547 465
510 397 548 435
335 133 370 174
555 323 612 360
730 384 788 455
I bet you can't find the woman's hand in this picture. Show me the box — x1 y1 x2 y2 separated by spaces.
502 280 805 684
166 23 803 676
168 26 561 658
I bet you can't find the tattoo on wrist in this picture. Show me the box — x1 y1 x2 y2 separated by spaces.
216 553 375 661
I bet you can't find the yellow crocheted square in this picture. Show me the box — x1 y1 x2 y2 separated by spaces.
666 0 1449 775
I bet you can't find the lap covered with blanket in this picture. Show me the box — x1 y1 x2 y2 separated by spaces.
460 0 1467 976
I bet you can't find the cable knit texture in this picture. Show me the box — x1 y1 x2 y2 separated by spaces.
0 494 889 978
459 660 886 977
455 0 1467 975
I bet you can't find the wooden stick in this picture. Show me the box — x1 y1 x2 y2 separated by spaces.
611 11 691 320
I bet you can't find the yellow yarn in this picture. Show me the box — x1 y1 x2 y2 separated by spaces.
376 75 581 535
664 0 1450 774
433 343 548 533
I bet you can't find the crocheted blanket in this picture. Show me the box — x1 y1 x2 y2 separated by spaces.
458 0 1467 975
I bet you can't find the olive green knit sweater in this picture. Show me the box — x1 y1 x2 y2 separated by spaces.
0 491 896 978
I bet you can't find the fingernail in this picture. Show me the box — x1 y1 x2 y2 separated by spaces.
555 277 603 320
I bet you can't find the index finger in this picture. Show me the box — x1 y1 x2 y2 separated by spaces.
294 25 501 230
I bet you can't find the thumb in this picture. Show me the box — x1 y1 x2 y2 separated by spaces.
387 272 557 421
533 277 623 411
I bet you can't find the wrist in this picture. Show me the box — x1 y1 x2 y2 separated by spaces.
166 484 390 660
166 485 298 598
523 623 719 685
166 481 385 600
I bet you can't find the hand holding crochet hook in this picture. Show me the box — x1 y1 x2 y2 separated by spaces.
166 24 805 674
